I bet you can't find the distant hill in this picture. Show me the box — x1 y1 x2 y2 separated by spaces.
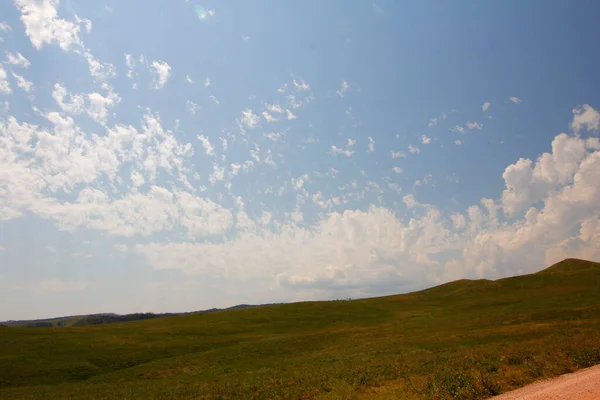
1 258 599 400
1 303 282 328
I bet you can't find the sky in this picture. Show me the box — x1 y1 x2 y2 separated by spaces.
1 0 600 321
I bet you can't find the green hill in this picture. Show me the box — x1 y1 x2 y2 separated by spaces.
1 258 599 399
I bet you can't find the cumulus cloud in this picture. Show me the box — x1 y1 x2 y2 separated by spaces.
262 110 280 123
195 6 215 20
150 60 171 89
293 78 310 91
4 52 31 68
367 136 375 153
455 140 463 146
240 108 260 129
450 125 465 133
420 135 431 144
0 111 196 228
408 144 420 154
0 65 12 94
392 167 403 174
84 52 116 82
197 134 215 156
331 138 356 157
331 145 354 157
509 96 522 104
11 72 34 93
391 151 406 159
87 88 121 125
286 109 297 120
500 131 597 216
14 0 84 51
482 101 491 112
52 83 85 114
109 118 600 297
186 100 200 115
571 104 600 133
466 121 483 130
336 80 350 97
124 53 135 78
264 132 282 141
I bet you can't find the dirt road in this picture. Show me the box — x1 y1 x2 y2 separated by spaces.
491 364 600 399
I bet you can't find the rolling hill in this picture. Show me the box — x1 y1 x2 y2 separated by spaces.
1 258 599 399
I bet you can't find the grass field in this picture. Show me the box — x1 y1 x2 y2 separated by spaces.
1 258 600 399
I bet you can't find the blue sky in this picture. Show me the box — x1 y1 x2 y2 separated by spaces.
1 0 600 320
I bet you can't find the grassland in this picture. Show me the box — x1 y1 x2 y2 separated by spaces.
1 258 599 399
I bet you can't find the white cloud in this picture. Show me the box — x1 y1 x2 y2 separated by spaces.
204 76 211 87
186 100 200 115
130 170 145 187
367 136 375 153
197 135 215 156
286 109 297 120
14 0 83 51
0 111 197 231
52 83 85 114
242 34 250 42
292 79 310 91
84 51 115 81
331 145 354 157
482 101 491 112
209 163 225 184
185 74 194 84
420 135 431 145
266 103 284 114
428 118 438 127
0 22 11 32
571 104 600 133
196 7 215 20
450 125 465 133
277 83 287 93
392 167 403 174
466 121 483 130
455 140 463 146
124 53 135 79
150 60 171 89
262 110 279 123
87 89 120 125
4 52 31 68
0 65 12 94
408 144 420 154
264 132 282 141
336 80 350 97
286 94 304 109
292 174 310 190
500 131 595 216
509 96 522 104
391 151 406 159
11 72 34 93
240 108 260 129
209 95 220 105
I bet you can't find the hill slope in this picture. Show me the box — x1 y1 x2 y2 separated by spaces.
1 258 599 399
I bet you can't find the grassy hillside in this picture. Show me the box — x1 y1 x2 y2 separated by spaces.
1 258 599 399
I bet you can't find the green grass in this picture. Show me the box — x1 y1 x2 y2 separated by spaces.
1 258 600 399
